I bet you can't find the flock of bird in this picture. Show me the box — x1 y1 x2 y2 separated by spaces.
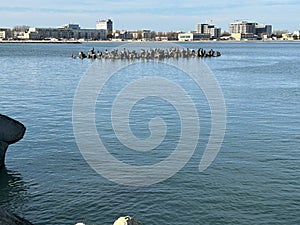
72 47 221 60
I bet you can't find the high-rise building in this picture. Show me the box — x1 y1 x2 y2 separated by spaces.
196 23 221 39
96 19 113 36
229 21 256 34
230 21 273 39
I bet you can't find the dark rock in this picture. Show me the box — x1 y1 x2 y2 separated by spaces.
0 114 26 145
0 141 9 169
0 114 26 169
0 208 33 225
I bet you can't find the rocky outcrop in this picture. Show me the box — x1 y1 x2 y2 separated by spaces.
0 208 33 225
0 114 26 169
113 216 141 225
75 47 222 60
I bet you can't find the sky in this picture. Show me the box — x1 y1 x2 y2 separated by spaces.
1 0 299 32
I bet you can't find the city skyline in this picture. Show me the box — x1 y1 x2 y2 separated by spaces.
1 0 299 32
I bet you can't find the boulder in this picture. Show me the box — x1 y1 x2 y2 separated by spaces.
0 114 26 169
0 208 33 225
0 114 26 145
113 216 141 225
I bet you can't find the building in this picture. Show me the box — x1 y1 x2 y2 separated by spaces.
96 19 113 37
130 30 151 40
255 24 272 37
196 23 221 39
0 28 12 39
142 30 151 40
230 20 273 40
178 33 193 41
113 30 133 40
293 31 300 40
23 24 107 40
212 28 222 39
178 32 210 41
282 33 295 41
230 21 256 34
230 33 255 41
58 24 80 30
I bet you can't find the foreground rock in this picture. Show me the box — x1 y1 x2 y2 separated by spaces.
0 208 33 225
0 114 26 169
113 216 141 225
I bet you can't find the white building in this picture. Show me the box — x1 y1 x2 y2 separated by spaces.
96 19 113 37
178 32 210 41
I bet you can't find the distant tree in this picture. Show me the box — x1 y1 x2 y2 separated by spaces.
137 30 143 40
12 25 30 32
221 31 231 36
150 31 156 39
273 30 289 38
166 31 178 40
157 31 164 37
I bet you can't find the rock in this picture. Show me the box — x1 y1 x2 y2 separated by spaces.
0 141 9 169
0 114 26 169
0 114 26 145
113 216 141 225
0 208 33 225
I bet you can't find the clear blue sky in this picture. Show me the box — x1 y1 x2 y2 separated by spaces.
1 0 299 32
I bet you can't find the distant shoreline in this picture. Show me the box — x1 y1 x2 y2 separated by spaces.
0 40 82 44
0 39 299 44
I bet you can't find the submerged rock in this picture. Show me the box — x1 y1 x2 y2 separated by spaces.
0 141 9 169
0 114 26 169
113 216 141 225
0 208 33 225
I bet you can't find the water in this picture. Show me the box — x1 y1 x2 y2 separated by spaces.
0 42 299 224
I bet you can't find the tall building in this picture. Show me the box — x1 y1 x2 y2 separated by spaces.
96 19 113 36
229 21 256 34
196 23 221 39
230 21 273 39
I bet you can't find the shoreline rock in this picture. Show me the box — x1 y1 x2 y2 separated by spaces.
0 114 26 169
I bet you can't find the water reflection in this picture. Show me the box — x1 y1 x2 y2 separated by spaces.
0 168 28 213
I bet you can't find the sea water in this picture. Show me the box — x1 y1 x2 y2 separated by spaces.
0 42 299 225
